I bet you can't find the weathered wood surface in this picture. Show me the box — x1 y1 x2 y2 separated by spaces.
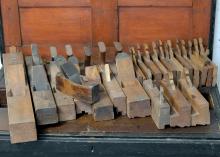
3 51 37 143
56 73 100 104
115 52 136 84
93 85 114 121
130 47 146 84
180 40 200 88
158 41 179 84
143 44 162 83
114 53 151 118
48 51 76 122
53 89 76 121
160 76 191 127
122 79 151 118
75 99 92 115
167 40 184 82
133 45 152 80
85 65 101 84
61 62 82 84
65 44 80 72
25 45 58 125
101 64 127 115
179 70 210 126
151 42 169 80
143 80 170 129
98 41 107 64
174 41 194 85
27 63 58 126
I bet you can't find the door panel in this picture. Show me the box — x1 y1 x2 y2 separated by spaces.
119 7 192 45
20 8 92 45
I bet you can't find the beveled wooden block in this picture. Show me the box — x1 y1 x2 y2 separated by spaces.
115 52 136 83
75 99 92 115
54 90 76 121
101 64 127 115
32 90 58 125
28 64 58 125
122 80 151 118
93 89 114 122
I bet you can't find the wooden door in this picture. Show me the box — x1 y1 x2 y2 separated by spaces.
1 0 212 60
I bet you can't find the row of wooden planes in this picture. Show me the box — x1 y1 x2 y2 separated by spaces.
3 38 216 144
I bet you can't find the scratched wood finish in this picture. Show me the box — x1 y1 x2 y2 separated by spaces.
1 0 211 59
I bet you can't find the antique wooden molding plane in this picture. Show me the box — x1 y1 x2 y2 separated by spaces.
189 39 210 87
157 41 179 84
4 47 37 143
48 47 76 122
179 69 210 126
151 42 169 80
112 52 151 118
101 64 127 116
160 74 191 127
143 79 170 129
56 59 100 104
142 43 162 84
135 44 152 80
197 38 217 87
130 47 146 84
174 40 197 87
25 44 58 125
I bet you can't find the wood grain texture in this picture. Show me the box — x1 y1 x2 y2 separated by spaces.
20 8 92 45
3 52 37 144
18 0 91 7
118 0 193 7
1 0 21 46
91 0 118 46
119 7 192 45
